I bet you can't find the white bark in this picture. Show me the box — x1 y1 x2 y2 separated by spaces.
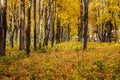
1 0 6 7
38 0 44 43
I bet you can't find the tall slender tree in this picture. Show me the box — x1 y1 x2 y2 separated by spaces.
26 0 32 54
43 0 50 46
15 5 19 43
51 0 55 46
78 0 83 42
0 23 4 56
34 0 37 50
0 0 7 55
9 12 14 48
38 0 44 48
67 24 70 42
19 0 25 50
43 6 48 46
83 0 88 50
56 19 61 43
9 3 17 48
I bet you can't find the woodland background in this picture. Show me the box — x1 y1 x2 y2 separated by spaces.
0 0 120 79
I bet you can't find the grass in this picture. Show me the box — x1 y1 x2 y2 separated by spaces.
0 41 120 80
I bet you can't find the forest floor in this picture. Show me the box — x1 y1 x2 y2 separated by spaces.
0 41 120 80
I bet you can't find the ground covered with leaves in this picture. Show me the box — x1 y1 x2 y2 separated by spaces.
0 41 120 80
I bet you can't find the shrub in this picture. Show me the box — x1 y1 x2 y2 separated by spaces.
2 56 11 65
39 46 49 53
13 50 27 60
94 60 105 70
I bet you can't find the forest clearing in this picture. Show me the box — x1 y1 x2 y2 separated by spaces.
0 42 120 79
